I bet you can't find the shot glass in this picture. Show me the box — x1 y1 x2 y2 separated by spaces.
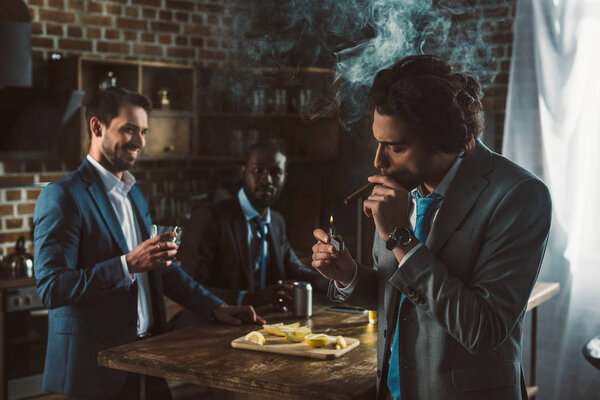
151 225 183 247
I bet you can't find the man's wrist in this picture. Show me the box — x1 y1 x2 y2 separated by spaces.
392 240 420 263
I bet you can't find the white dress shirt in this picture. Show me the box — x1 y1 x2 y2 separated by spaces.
86 155 153 335
335 156 464 298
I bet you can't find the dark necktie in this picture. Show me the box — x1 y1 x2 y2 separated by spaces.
250 217 269 290
387 192 443 399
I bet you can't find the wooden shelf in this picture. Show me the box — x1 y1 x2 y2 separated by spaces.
195 66 339 162
150 109 193 118
45 56 197 162
197 112 338 119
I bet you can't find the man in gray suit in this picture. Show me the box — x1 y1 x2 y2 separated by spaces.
311 55 551 399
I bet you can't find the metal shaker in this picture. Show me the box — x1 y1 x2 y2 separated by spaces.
292 281 312 318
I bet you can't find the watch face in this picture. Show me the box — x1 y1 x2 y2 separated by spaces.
386 226 412 250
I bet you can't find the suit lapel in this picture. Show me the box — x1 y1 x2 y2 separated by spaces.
428 141 493 254
80 160 130 255
128 187 151 240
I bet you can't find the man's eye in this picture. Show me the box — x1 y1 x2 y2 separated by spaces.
390 146 405 153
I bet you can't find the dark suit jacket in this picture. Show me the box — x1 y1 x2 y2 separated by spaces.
329 141 552 400
181 197 328 305
33 159 224 398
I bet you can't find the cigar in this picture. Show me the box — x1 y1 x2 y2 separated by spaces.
343 182 376 206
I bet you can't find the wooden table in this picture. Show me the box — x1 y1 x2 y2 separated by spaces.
97 282 560 400
98 300 378 400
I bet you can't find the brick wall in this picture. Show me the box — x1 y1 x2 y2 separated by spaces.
26 0 235 67
0 160 68 256
473 0 517 151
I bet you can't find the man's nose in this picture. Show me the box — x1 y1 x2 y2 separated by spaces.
131 131 144 147
374 144 387 169
257 169 273 184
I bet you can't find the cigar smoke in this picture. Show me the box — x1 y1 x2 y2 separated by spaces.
230 0 496 129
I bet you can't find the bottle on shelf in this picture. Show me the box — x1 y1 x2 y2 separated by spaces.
99 71 117 89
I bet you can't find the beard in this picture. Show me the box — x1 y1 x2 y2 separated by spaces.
102 140 136 172
246 185 279 211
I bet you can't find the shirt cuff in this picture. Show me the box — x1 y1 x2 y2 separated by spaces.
398 243 423 267
236 290 247 306
120 255 135 283
332 260 358 301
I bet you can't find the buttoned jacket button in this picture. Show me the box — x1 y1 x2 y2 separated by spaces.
383 329 387 339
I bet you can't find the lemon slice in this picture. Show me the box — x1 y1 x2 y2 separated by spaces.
262 323 283 335
264 322 300 337
305 333 330 347
281 326 312 343
335 335 347 350
244 331 265 345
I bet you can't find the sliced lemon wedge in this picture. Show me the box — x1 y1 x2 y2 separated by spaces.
305 333 330 347
281 326 312 343
263 322 300 337
262 323 283 336
244 330 265 345
335 335 347 350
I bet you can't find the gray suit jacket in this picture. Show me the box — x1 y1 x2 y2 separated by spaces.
330 141 551 400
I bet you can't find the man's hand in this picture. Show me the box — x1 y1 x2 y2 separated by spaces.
311 229 355 287
242 282 294 309
213 304 266 325
363 175 410 240
126 232 178 274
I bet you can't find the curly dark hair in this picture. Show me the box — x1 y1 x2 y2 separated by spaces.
85 87 152 138
368 54 484 157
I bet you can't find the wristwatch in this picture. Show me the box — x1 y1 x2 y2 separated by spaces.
386 226 413 250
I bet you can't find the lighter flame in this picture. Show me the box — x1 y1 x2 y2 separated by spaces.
330 215 334 224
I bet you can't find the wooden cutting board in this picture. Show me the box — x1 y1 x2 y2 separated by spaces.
231 331 360 360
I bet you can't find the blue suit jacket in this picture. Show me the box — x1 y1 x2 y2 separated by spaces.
33 159 224 398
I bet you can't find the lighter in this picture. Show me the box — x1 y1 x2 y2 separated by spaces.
328 215 345 252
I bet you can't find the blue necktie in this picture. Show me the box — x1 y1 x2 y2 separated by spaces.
251 218 269 290
387 192 443 399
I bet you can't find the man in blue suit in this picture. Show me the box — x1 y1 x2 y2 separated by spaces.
33 87 264 400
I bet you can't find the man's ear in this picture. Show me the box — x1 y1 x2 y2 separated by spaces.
240 165 246 180
90 117 103 138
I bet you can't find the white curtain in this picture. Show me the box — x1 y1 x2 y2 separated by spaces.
503 0 600 398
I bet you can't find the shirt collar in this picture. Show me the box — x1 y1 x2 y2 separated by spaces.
86 154 136 194
238 188 271 224
411 156 463 199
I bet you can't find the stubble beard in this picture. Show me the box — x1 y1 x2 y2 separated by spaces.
102 141 135 173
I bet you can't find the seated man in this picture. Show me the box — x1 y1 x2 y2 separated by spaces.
181 141 328 312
